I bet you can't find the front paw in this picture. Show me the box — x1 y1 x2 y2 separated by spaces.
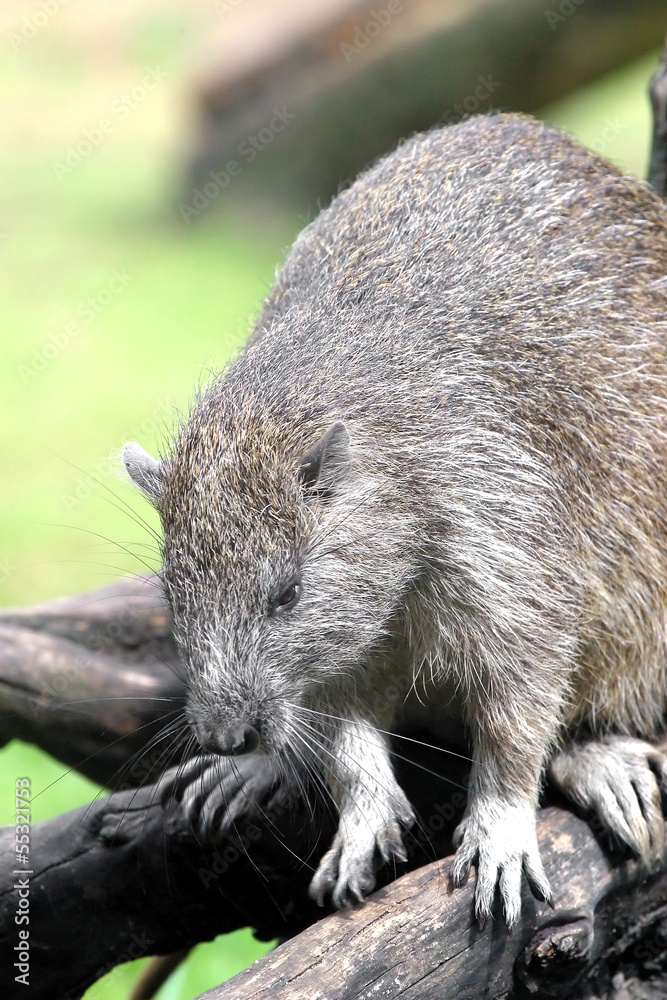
549 736 667 866
159 754 283 839
450 797 552 928
309 797 415 908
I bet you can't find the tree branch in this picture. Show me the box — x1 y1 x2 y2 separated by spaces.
185 0 667 208
0 575 185 788
648 35 667 197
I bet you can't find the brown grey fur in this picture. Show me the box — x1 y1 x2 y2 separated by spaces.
124 113 667 926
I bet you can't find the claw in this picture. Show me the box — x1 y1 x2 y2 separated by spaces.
310 809 409 910
378 824 409 864
522 852 553 906
449 857 471 889
309 842 341 907
158 756 215 806
161 754 283 842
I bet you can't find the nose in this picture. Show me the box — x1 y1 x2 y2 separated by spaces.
200 723 261 756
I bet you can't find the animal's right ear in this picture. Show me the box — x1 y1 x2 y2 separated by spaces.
122 442 165 505
298 421 350 498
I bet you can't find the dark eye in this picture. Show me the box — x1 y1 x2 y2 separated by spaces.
273 582 300 613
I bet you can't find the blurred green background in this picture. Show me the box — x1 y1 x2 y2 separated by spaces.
0 1 660 996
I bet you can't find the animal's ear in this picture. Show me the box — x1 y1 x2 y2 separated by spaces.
299 421 350 496
122 442 165 504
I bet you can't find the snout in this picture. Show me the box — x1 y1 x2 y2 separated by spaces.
197 722 261 757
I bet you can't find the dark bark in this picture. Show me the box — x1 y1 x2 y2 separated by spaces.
648 36 667 198
202 803 667 1000
1 755 666 1000
0 771 332 1000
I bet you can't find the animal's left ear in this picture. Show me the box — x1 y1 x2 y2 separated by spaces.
299 421 350 496
122 442 165 505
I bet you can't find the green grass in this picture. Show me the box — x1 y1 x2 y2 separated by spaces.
0 6 661 995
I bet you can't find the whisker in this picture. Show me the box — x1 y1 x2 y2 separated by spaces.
39 523 159 577
48 454 161 543
296 705 476 765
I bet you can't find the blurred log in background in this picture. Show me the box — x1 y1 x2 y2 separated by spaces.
185 0 667 208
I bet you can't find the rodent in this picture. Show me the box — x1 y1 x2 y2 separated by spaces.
123 112 667 926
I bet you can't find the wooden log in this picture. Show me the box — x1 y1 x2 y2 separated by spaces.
201 803 667 1000
0 575 186 789
1 758 666 1000
0 775 325 1000
2 576 667 997
649 36 667 197
185 0 667 210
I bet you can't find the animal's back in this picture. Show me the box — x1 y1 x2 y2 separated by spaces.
250 112 666 403
228 115 667 493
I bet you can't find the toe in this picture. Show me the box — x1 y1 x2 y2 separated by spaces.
498 855 523 928
198 787 234 837
647 748 667 792
591 779 639 853
377 823 408 864
474 854 499 926
450 842 474 889
309 844 341 906
333 867 375 908
158 757 213 805
451 817 468 850
180 766 222 826
630 772 664 864
522 849 553 906
612 774 654 859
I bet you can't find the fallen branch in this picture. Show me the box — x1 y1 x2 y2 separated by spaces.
185 0 667 209
1 757 666 1000
0 575 185 788
205 803 667 1000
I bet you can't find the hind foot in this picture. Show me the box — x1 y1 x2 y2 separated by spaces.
159 755 286 839
549 736 667 866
